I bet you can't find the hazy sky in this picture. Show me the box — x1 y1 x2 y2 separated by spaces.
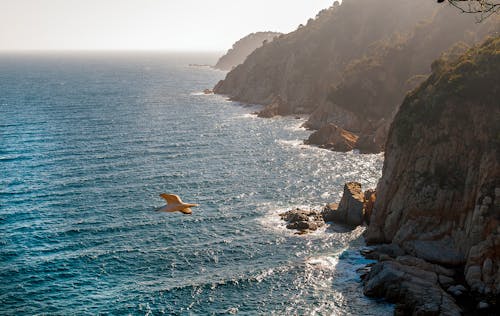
0 0 334 51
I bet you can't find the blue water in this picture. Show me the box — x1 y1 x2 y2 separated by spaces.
0 53 391 315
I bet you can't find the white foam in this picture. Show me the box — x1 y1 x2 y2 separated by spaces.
284 120 308 132
190 91 213 96
305 255 339 271
276 139 305 148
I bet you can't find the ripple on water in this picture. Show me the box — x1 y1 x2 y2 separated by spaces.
0 54 390 315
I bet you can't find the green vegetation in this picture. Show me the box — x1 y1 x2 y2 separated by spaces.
393 36 500 147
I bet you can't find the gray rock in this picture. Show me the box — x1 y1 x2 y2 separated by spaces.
363 261 462 315
447 285 467 297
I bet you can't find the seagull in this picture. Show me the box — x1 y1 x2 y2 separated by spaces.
156 194 199 215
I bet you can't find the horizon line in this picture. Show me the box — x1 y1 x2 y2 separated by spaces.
0 49 225 54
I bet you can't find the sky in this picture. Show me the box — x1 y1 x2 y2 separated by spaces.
0 0 334 51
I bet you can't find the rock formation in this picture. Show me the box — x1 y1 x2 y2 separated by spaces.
364 37 500 312
214 32 282 71
279 209 324 234
214 0 499 153
304 124 358 152
322 182 375 227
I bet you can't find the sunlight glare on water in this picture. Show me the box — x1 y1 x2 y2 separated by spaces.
0 52 392 315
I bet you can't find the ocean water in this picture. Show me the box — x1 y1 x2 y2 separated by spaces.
0 53 392 315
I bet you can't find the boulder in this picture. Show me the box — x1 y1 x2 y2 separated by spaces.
305 124 358 152
279 208 324 233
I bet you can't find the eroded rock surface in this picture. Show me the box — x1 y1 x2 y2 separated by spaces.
364 38 500 311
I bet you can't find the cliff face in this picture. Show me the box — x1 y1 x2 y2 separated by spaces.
365 37 500 296
214 0 438 111
214 32 282 71
305 10 499 153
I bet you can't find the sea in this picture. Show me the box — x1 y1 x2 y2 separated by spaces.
0 52 392 315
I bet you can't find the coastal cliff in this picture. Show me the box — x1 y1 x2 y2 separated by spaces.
364 37 500 313
214 0 499 153
214 0 436 111
214 32 281 71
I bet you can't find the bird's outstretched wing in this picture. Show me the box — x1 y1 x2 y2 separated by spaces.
160 193 183 204
180 208 193 215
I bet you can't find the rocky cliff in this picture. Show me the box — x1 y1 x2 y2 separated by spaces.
365 36 500 305
214 0 499 153
214 32 282 71
214 0 437 110
304 10 499 153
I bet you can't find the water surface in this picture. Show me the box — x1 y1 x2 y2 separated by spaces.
0 52 391 315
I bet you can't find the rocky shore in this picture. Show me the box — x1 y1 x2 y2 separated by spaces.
280 38 500 315
282 179 497 315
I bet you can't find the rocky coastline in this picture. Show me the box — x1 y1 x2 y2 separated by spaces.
213 0 499 154
278 38 500 315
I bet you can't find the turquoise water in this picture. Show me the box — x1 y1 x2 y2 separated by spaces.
0 53 391 315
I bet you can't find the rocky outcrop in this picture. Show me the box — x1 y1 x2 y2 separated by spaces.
257 96 289 118
214 32 282 71
322 182 375 227
364 37 500 309
304 124 358 152
279 209 324 234
364 260 462 315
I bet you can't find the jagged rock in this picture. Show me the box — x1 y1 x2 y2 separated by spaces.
321 182 365 226
279 208 324 233
337 182 365 226
363 260 462 315
322 184 377 227
305 124 358 152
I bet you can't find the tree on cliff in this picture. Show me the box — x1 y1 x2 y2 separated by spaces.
438 0 500 20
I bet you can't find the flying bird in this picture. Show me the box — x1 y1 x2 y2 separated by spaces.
156 194 199 215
